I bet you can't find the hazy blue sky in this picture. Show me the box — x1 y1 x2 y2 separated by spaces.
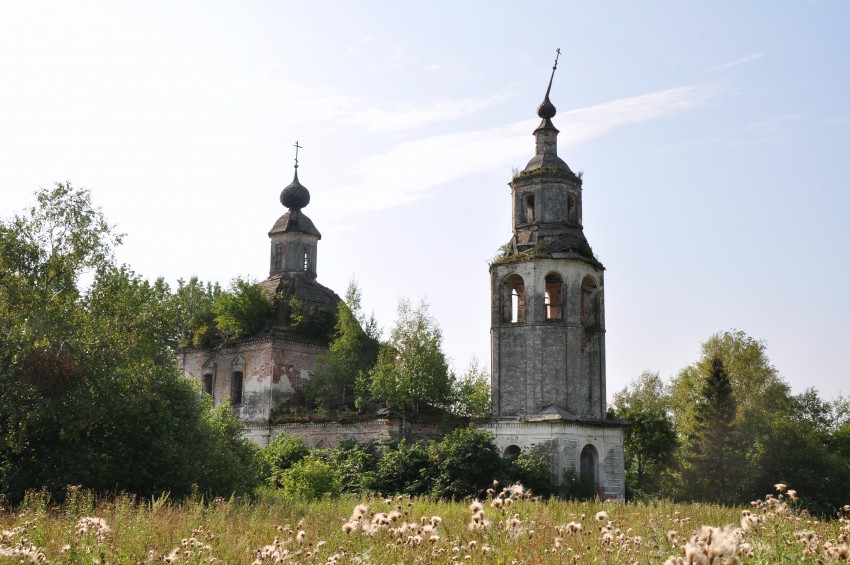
2 1 848 400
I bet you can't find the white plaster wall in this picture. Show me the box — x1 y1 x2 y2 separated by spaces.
480 419 625 500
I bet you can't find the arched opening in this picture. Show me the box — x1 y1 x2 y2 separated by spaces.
580 276 599 331
273 242 284 272
231 371 243 405
544 273 563 320
502 274 526 323
580 444 598 486
567 195 577 224
202 374 214 397
503 445 521 461
523 193 535 223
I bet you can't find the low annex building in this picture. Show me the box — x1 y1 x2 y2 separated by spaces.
178 160 341 426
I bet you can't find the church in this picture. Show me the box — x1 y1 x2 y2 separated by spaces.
179 62 626 499
177 156 342 425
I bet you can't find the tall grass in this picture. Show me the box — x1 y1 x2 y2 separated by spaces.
1 485 848 563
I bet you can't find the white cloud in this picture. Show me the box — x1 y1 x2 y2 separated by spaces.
341 90 514 132
316 85 713 220
712 52 766 72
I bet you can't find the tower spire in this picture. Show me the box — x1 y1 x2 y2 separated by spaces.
537 48 560 120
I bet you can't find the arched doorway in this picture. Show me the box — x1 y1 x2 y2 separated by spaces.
503 445 521 461
580 444 598 485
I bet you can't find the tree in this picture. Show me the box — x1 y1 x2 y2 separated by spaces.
669 331 790 503
451 357 492 418
0 184 261 502
172 276 221 346
214 277 272 341
304 281 379 412
368 298 454 415
683 356 737 503
612 371 677 498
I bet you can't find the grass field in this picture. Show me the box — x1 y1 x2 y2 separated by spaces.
2 485 848 563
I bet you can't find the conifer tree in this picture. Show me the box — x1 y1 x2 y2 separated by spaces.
685 356 737 503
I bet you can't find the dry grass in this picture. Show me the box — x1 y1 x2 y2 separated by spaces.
1 485 849 563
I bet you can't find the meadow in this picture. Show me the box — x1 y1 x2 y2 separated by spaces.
1 485 848 564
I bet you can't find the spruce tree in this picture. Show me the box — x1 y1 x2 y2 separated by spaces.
686 356 737 503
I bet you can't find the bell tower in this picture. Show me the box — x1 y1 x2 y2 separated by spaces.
490 53 606 420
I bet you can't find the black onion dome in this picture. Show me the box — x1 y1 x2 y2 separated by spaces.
280 170 311 210
537 95 556 120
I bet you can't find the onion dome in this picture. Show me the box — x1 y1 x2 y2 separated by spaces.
280 170 310 210
537 95 556 120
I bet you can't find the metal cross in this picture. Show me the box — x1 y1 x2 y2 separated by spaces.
553 48 561 71
293 141 302 168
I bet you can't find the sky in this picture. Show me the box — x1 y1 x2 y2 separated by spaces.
2 1 849 401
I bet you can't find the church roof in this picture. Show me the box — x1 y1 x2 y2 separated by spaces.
522 405 628 427
261 272 342 333
268 209 321 238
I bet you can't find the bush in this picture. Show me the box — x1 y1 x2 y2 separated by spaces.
278 456 341 501
427 427 501 499
500 450 556 497
261 433 311 487
561 469 598 501
321 440 379 494
368 440 430 496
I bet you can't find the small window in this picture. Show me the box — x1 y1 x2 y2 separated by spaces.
567 195 577 224
274 243 283 271
303 250 309 271
231 371 243 405
202 374 213 397
524 193 535 223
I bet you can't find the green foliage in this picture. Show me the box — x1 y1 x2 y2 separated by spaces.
320 440 379 494
261 433 311 487
368 298 454 415
305 281 379 412
214 277 272 340
172 277 221 347
561 469 598 501
287 295 336 340
451 357 492 418
500 450 555 497
427 427 501 499
613 371 678 499
0 185 261 503
678 357 738 504
278 456 342 501
368 440 431 496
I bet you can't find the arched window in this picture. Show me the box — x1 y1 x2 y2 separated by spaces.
273 242 283 272
567 195 577 224
544 273 563 320
503 445 521 461
502 274 526 323
523 193 535 223
580 276 599 331
303 249 310 271
202 374 213 397
231 371 243 405
580 444 598 485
